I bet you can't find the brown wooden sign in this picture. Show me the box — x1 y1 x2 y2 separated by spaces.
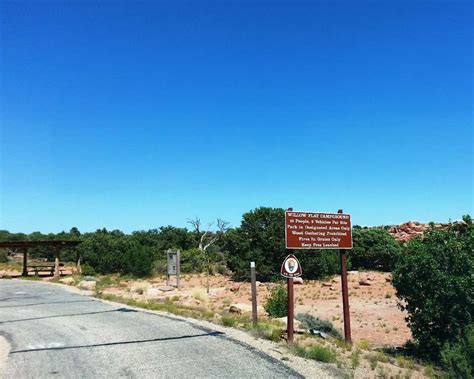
285 211 352 249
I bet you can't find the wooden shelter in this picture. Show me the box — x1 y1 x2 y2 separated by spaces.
0 240 82 278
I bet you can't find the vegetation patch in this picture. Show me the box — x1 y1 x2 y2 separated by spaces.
292 343 337 363
296 313 342 339
263 284 287 317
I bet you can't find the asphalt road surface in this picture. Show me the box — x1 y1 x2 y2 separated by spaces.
0 280 301 379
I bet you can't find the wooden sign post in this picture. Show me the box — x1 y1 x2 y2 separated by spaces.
250 262 258 326
285 209 353 343
338 209 352 343
280 254 302 343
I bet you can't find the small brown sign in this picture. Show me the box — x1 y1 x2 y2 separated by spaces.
280 254 302 278
285 211 352 249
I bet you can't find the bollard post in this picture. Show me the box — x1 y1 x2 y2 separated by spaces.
250 262 258 326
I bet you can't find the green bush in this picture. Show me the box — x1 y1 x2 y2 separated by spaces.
223 208 286 281
299 250 348 280
213 263 227 275
305 345 337 363
81 263 96 276
180 248 206 273
250 322 283 342
0 251 8 263
221 314 238 327
296 313 342 339
392 216 474 359
78 233 154 277
350 228 402 271
441 324 474 378
293 344 337 363
264 284 287 317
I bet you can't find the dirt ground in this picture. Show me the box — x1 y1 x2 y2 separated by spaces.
0 261 410 348
100 271 410 348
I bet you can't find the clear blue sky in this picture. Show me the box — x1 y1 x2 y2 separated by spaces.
0 0 472 233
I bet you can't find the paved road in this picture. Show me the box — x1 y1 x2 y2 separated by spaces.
0 280 301 378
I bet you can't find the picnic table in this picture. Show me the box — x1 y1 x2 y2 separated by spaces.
27 263 65 276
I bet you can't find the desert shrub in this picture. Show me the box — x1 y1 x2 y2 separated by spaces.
131 226 195 252
293 344 337 363
192 288 209 303
81 263 96 276
0 251 8 263
180 248 206 273
264 284 287 317
392 216 474 359
299 250 349 279
350 228 402 271
221 314 238 327
440 324 474 378
305 345 337 363
250 322 283 342
152 259 167 275
213 263 227 275
222 208 286 281
350 348 361 368
78 233 154 277
296 313 342 339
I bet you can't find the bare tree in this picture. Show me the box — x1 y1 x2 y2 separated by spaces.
187 217 229 293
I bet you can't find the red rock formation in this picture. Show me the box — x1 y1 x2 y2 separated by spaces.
389 221 453 242
389 221 429 242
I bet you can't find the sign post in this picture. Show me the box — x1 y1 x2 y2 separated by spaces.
285 210 353 343
280 254 302 343
287 277 294 342
250 262 258 326
337 209 352 343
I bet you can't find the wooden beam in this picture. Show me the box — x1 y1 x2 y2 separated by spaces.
22 249 28 277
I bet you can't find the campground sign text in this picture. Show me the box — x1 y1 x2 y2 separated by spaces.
285 211 352 249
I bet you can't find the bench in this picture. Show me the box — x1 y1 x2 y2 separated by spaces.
27 263 65 276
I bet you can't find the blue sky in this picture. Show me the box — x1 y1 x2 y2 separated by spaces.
0 0 472 233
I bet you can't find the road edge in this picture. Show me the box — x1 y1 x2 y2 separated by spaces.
10 279 344 378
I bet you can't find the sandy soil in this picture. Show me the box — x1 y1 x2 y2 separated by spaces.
101 271 410 348
1 262 411 347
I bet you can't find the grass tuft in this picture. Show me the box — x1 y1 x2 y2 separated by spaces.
292 344 337 363
221 314 238 327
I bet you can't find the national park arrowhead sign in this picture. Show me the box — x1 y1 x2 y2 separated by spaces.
285 211 353 249
280 254 302 278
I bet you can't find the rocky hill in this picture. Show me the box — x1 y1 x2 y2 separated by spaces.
388 221 451 242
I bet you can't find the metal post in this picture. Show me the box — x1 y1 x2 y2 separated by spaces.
250 262 258 326
166 250 170 286
338 209 352 343
22 249 28 277
176 250 181 290
287 277 294 343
